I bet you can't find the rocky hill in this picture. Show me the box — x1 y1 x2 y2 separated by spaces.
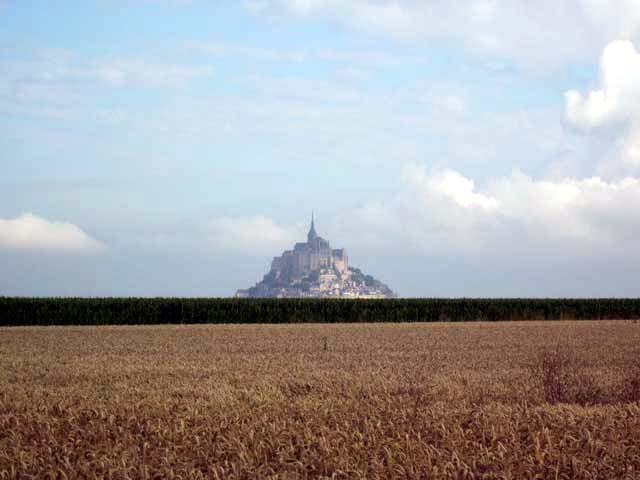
236 215 395 298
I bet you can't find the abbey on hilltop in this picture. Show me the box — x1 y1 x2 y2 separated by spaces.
235 213 395 298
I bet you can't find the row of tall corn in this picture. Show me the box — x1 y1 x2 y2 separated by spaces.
1 297 640 325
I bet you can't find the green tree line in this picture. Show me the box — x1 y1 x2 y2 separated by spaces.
1 298 640 326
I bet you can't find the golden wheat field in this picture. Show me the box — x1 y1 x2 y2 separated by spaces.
1 321 640 479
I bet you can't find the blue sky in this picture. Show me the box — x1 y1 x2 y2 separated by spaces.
3 0 640 296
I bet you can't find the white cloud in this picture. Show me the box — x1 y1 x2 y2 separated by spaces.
0 53 212 91
0 213 104 252
565 40 640 129
251 74 363 104
565 40 640 174
246 1 640 66
209 216 303 255
339 164 640 257
88 58 213 88
195 42 301 62
194 42 423 68
403 166 497 210
621 130 640 166
0 51 214 126
337 66 371 81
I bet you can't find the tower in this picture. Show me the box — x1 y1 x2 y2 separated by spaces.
307 210 317 242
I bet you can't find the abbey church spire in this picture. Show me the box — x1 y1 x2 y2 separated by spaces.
307 210 317 242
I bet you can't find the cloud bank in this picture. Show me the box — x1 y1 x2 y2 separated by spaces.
0 213 104 252
245 1 640 66
192 37 640 264
566 41 640 129
337 164 640 258
565 40 640 172
208 216 302 255
207 163 640 264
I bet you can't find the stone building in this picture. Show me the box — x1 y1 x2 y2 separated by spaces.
235 213 395 298
268 213 348 281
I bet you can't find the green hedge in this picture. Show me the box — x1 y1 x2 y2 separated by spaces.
1 298 640 326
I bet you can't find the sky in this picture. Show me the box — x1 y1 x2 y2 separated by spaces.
3 0 640 297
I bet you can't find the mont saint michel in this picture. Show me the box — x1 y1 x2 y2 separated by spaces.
236 215 395 298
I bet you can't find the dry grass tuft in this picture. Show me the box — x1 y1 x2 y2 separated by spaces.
622 359 640 402
533 347 604 405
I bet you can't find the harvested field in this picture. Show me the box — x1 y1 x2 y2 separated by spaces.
1 321 640 479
